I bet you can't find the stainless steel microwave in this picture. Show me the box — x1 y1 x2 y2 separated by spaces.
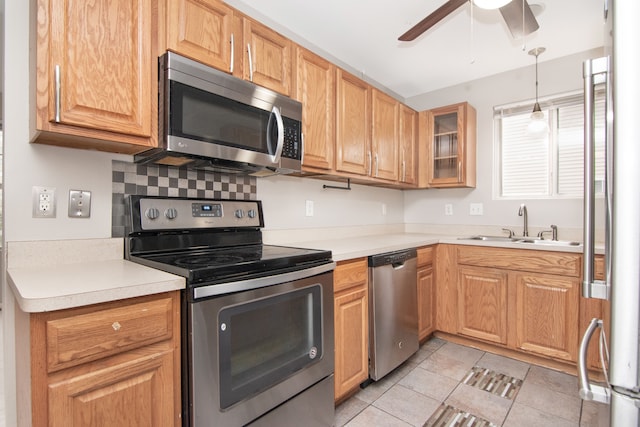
135 52 303 176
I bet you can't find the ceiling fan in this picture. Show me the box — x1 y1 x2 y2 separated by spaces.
398 0 539 41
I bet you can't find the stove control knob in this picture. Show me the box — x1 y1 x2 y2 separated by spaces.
145 208 160 220
165 208 178 220
248 209 256 219
235 209 244 219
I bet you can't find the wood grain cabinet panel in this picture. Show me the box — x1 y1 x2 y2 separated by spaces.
514 273 580 362
165 0 235 73
31 292 181 427
399 105 418 186
294 47 336 172
36 0 156 153
333 259 369 402
417 246 435 340
371 89 399 181
336 69 371 177
458 267 508 344
242 18 292 95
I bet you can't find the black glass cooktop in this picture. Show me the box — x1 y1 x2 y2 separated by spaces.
131 244 333 285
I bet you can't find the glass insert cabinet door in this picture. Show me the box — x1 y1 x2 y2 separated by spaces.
427 102 476 188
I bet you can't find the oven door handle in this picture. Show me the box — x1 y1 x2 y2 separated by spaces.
193 262 336 300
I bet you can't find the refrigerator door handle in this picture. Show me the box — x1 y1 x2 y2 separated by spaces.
582 56 612 301
578 317 610 404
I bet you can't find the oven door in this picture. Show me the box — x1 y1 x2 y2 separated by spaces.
188 271 334 427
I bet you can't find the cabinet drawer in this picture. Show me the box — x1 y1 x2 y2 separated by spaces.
457 246 581 277
417 246 434 267
44 296 174 373
334 258 368 293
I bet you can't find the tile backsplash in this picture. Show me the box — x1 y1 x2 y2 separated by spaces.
111 160 257 237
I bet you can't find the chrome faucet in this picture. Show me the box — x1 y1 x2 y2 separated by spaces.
518 204 528 236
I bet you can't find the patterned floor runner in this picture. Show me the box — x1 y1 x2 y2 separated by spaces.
424 404 497 427
462 366 523 400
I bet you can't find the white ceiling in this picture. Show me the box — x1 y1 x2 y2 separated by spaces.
225 0 606 100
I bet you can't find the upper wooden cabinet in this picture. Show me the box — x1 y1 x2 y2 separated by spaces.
163 0 236 74
336 69 371 177
35 0 157 154
294 47 336 172
371 89 399 182
242 18 293 96
399 105 418 186
422 102 476 188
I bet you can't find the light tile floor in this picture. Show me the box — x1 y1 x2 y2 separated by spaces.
335 337 610 427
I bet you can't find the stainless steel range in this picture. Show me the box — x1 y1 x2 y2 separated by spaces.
125 196 335 427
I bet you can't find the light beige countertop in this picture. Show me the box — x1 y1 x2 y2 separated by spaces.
7 238 185 313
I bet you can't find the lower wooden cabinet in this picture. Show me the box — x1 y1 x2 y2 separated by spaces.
333 258 369 402
514 272 580 361
417 246 435 340
30 291 181 427
436 244 590 367
457 266 508 345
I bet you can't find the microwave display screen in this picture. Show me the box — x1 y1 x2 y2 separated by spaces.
170 81 269 153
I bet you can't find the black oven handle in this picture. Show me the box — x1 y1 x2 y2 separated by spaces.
193 262 336 300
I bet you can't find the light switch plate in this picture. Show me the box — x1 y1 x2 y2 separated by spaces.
68 190 91 218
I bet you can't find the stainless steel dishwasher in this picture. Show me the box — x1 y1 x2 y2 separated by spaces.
368 248 419 381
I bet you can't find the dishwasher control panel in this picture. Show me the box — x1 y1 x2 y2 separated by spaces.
368 248 417 267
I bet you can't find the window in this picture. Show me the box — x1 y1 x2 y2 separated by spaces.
495 91 605 198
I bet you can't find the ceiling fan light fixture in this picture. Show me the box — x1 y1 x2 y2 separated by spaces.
474 0 512 10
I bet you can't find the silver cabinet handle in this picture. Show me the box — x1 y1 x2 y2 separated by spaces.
578 318 610 404
582 56 611 300
247 43 254 81
367 151 372 176
229 33 234 73
54 64 61 123
402 160 406 182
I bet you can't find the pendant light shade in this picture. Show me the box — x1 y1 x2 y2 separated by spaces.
474 0 512 10
527 47 549 136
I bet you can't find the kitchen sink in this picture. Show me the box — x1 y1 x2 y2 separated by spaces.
516 238 582 247
460 235 521 242
459 235 582 247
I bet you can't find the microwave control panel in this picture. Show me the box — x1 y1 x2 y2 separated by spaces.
282 118 301 160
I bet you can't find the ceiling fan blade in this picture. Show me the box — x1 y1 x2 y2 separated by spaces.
499 0 539 38
398 0 468 41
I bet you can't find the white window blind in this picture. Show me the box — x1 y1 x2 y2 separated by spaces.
496 91 605 198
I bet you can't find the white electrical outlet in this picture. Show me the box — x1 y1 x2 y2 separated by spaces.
32 186 57 218
305 200 314 217
469 203 484 216
444 204 453 216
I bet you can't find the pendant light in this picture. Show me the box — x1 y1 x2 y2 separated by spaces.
527 47 549 136
474 0 512 10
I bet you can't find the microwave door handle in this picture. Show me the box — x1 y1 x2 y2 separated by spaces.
268 106 284 163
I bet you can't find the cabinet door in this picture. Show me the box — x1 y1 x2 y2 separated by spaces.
295 47 335 172
243 18 292 95
333 259 369 402
166 0 235 73
458 267 508 344
334 285 368 402
48 346 176 427
371 89 399 181
515 273 580 361
37 0 155 151
417 265 435 340
399 105 418 185
336 69 371 177
427 102 476 188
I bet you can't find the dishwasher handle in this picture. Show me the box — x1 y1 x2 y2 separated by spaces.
368 248 417 268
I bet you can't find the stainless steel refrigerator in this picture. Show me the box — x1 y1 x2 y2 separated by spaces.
579 0 640 425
